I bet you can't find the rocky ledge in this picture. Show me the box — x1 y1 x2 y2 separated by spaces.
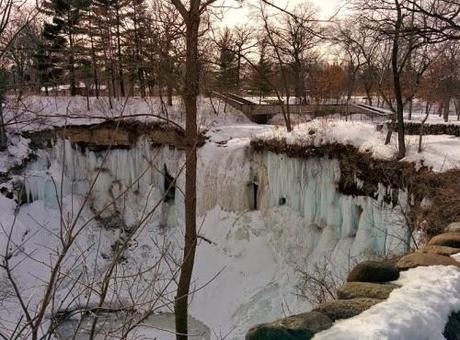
246 222 460 340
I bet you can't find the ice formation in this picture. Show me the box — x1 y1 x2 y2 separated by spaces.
9 128 411 339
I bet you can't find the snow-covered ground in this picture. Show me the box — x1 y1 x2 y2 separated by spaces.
314 265 460 340
4 95 250 132
254 120 460 172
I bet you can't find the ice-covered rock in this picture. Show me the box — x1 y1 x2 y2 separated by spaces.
10 127 412 339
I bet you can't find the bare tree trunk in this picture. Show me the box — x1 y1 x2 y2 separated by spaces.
418 101 431 153
167 83 173 106
443 97 451 122
115 6 125 98
236 47 242 90
365 87 373 106
89 24 100 98
455 99 460 120
86 85 90 111
0 98 7 151
392 1 406 159
174 3 200 340
68 31 77 97
408 99 413 120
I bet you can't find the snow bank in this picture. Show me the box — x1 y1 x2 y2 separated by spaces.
4 95 250 133
254 120 460 172
314 265 460 340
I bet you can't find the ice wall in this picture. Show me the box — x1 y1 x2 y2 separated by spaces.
259 153 408 261
22 137 409 293
17 137 409 339
23 139 184 228
197 147 408 269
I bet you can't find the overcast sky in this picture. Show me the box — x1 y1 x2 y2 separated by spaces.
220 0 345 26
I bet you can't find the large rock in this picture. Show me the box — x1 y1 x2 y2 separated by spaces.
337 282 399 300
444 311 460 340
428 232 460 248
396 252 460 271
347 261 399 283
446 223 460 233
245 311 332 340
419 245 460 256
313 298 382 321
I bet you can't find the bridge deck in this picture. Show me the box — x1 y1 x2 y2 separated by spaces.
213 92 393 123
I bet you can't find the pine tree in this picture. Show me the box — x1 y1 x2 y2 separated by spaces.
40 0 91 95
125 0 149 97
251 40 273 98
92 0 130 98
216 28 238 91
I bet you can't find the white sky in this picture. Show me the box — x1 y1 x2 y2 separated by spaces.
220 0 345 26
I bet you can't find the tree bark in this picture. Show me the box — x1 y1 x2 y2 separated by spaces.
392 1 406 159
443 97 451 122
174 3 200 340
167 83 173 106
115 5 125 97
0 98 7 151
68 29 77 96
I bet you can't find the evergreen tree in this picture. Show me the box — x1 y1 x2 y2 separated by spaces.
216 28 238 91
251 39 273 97
34 23 65 93
125 0 149 97
40 0 91 95
92 0 130 98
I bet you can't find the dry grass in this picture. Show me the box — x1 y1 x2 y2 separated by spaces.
421 169 460 236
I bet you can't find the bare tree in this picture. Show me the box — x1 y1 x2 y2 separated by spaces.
405 0 460 41
354 0 436 158
275 4 319 104
332 20 368 116
233 25 253 89
170 0 218 339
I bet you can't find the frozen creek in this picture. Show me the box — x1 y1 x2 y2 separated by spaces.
4 125 409 339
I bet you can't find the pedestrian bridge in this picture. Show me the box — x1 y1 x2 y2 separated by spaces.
213 92 392 123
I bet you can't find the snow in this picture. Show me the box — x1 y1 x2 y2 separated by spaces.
0 133 31 173
254 120 460 172
3 95 250 133
1 96 460 338
0 121 413 339
314 265 460 340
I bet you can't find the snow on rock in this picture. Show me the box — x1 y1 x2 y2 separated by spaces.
314 265 460 340
0 133 31 174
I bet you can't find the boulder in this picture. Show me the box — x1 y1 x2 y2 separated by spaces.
313 298 382 321
428 232 460 248
446 222 460 233
396 252 460 271
245 311 332 340
337 282 399 300
444 311 460 340
347 261 399 283
418 245 460 256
